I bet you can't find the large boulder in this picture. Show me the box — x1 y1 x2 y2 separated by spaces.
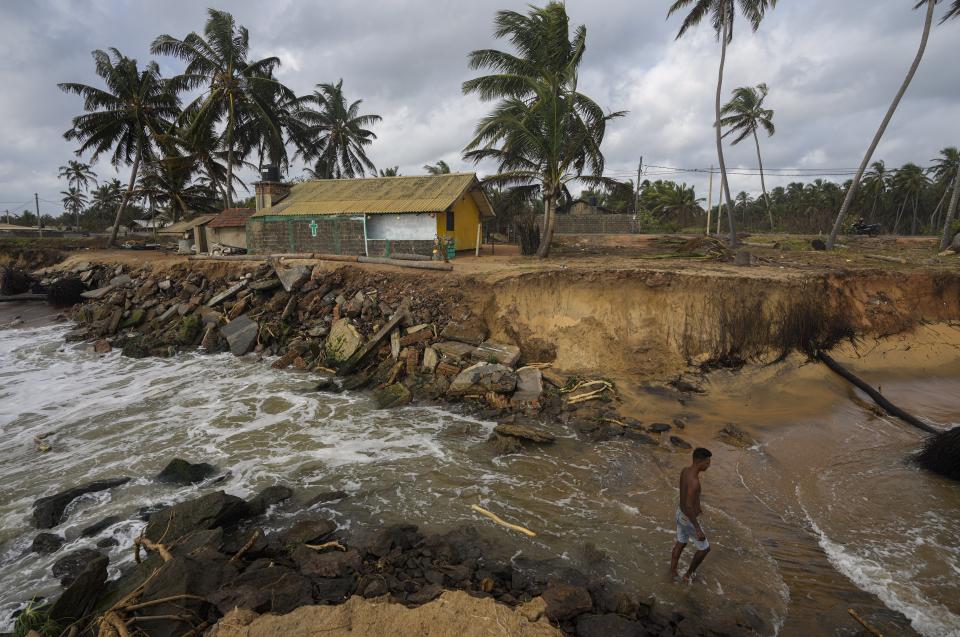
209 565 313 615
144 491 253 543
511 367 544 409
49 554 108 624
439 317 488 346
493 422 554 444
221 314 259 356
472 341 521 367
52 549 105 587
31 532 64 554
156 458 217 485
373 383 412 409
32 478 131 528
291 545 362 578
247 485 293 515
541 581 593 622
325 319 363 365
275 265 311 292
433 340 477 362
448 363 518 397
278 518 337 546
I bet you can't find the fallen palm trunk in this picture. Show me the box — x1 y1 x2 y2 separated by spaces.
818 350 959 481
469 504 536 537
388 253 433 261
357 256 453 271
188 255 265 262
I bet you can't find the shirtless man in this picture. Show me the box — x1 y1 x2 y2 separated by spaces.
670 447 712 582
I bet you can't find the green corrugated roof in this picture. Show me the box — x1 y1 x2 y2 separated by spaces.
251 172 494 218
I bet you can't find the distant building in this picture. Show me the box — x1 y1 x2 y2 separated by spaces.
247 172 494 257
158 214 218 252
206 207 255 250
0 223 40 236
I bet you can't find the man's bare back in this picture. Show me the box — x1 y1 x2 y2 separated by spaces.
670 448 712 582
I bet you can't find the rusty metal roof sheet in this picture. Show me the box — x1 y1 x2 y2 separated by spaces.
252 173 494 218
158 214 217 235
208 208 255 228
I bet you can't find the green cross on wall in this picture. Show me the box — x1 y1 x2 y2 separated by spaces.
309 219 318 237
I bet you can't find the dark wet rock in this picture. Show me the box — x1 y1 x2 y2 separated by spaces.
304 490 349 507
210 566 313 615
97 537 119 548
312 576 356 604
144 491 252 543
291 546 361 578
80 515 121 538
589 582 637 617
120 334 162 358
340 371 371 391
373 383 412 409
31 532 64 554
669 435 692 450
719 424 756 448
156 458 217 485
512 557 589 595
46 276 85 308
248 485 293 515
138 551 239 637
407 583 443 605
52 549 105 587
137 503 166 521
575 613 645 637
542 581 593 622
49 554 107 624
649 423 671 433
361 524 422 558
222 528 268 558
624 429 657 445
278 518 336 546
32 477 130 528
489 433 524 455
362 576 389 598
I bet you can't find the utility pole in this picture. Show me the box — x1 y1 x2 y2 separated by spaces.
35 193 42 237
706 165 714 236
633 158 643 216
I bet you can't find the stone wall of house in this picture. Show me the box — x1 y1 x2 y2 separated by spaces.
554 214 639 235
247 217 366 255
365 239 435 258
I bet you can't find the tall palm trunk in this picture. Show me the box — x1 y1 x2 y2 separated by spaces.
109 140 142 246
536 190 558 259
894 198 907 234
752 129 774 231
911 192 919 235
715 13 737 246
827 0 935 248
225 95 235 208
940 168 960 250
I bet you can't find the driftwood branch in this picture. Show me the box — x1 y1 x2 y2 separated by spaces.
847 608 883 637
229 529 262 563
817 351 938 434
305 540 346 552
470 504 536 537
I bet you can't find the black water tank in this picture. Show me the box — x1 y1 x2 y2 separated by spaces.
260 165 280 182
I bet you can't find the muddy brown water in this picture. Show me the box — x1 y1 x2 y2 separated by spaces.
0 304 957 636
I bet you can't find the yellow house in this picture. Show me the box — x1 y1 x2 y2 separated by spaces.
248 172 494 256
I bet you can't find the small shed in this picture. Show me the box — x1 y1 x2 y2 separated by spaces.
159 214 217 252
207 208 255 250
248 173 494 257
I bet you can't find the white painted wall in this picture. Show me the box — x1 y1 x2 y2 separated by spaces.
365 213 436 240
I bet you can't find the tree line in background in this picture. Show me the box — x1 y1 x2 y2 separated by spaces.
40 1 960 256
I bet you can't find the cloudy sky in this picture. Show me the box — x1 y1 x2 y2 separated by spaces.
1 0 958 217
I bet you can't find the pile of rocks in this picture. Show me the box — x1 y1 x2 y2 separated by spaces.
31 485 718 637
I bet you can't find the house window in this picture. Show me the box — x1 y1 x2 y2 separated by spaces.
446 210 455 232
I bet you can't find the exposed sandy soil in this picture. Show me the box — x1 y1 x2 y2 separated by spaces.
208 591 562 637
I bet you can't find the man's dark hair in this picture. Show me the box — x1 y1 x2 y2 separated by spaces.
693 447 712 461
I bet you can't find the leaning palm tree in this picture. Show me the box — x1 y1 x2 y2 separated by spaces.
861 161 890 223
60 188 88 230
463 2 625 258
378 166 400 177
291 80 381 179
720 83 775 230
669 0 777 246
827 0 943 248
151 9 293 207
423 160 451 175
58 160 97 195
59 49 180 245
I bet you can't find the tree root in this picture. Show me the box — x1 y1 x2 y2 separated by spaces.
470 504 536 537
305 539 346 552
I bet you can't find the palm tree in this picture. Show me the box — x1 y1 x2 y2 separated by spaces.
827 0 941 248
463 2 625 258
669 0 777 246
861 161 890 224
58 160 97 194
424 160 451 175
291 80 381 179
378 166 400 177
892 163 930 234
151 9 293 207
60 188 88 230
720 83 775 230
59 49 180 245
